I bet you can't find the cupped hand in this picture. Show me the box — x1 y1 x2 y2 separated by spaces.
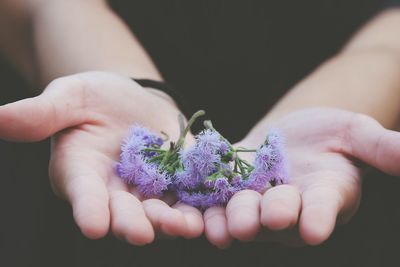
204 108 400 247
0 71 203 244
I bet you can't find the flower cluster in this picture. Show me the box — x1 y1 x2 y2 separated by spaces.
116 111 288 209
116 126 171 198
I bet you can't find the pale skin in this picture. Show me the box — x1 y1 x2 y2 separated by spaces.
1 1 400 248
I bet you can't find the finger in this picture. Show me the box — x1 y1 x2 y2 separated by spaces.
172 202 204 238
226 190 262 241
0 78 86 141
299 185 342 245
142 199 188 237
108 178 154 245
204 206 232 248
51 162 110 239
261 185 301 231
347 113 400 176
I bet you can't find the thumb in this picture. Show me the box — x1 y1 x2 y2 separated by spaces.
0 78 87 142
347 113 400 176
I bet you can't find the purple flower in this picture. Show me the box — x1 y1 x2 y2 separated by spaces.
116 123 289 209
197 129 230 156
174 169 203 190
129 126 163 147
177 191 219 210
181 145 221 177
174 129 230 190
246 130 288 192
116 152 146 184
135 163 171 198
122 126 163 158
177 177 240 209
214 177 237 201
117 126 170 197
230 175 246 189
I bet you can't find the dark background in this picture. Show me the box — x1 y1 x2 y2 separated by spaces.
1 1 400 266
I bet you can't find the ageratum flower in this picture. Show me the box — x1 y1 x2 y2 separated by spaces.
116 111 288 209
128 126 163 157
116 126 171 197
177 177 240 209
135 163 171 198
174 129 230 190
246 130 288 192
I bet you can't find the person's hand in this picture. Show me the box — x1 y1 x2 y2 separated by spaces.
203 108 400 248
0 71 203 244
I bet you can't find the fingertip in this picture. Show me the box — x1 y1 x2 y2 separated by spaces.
261 203 299 230
79 222 109 240
143 199 188 237
73 199 110 240
206 228 232 249
159 208 188 237
173 203 204 238
226 190 261 241
261 185 301 231
52 160 112 240
124 219 155 246
109 191 155 245
299 207 337 246
228 213 260 241
79 225 109 240
204 206 232 249
183 212 204 238
300 185 343 246
111 209 155 246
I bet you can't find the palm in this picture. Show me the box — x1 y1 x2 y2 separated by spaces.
277 109 361 222
262 109 362 243
204 108 400 247
0 72 203 244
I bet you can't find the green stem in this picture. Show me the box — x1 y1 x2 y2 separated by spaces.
164 159 180 173
235 149 257 153
175 110 205 150
239 158 252 167
236 158 246 174
148 153 165 163
161 150 171 165
143 148 164 152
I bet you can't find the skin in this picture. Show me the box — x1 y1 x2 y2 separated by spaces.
1 1 400 248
